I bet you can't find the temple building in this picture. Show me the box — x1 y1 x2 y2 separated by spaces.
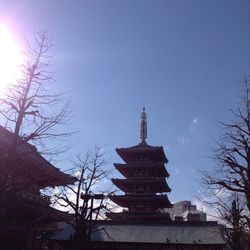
0 125 75 249
108 108 172 222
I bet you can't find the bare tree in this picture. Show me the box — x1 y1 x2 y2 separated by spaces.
52 146 112 250
200 80 250 248
0 30 71 157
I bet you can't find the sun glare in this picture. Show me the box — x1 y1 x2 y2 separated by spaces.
0 25 22 91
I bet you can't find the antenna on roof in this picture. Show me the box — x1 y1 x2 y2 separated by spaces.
140 107 147 144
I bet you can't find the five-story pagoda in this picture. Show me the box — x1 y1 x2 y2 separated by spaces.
108 108 172 222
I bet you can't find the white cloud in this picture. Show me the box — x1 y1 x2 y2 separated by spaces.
177 137 189 144
176 118 199 144
192 118 199 125
190 117 199 131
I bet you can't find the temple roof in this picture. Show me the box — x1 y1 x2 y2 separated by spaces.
114 162 169 178
116 143 168 164
112 178 171 193
107 211 172 222
0 125 76 187
90 222 225 245
47 220 225 246
109 194 172 208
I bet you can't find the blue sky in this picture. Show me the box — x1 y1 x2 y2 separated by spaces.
1 0 250 204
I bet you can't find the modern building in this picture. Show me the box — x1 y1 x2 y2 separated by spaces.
167 200 207 221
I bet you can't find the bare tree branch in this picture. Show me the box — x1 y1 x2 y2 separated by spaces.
200 80 250 248
0 30 73 157
52 146 113 250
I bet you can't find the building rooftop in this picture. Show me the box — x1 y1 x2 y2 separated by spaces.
50 221 225 245
0 125 76 187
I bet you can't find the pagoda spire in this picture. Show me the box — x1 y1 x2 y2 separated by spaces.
140 107 147 144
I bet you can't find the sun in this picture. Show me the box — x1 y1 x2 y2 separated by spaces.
0 25 22 91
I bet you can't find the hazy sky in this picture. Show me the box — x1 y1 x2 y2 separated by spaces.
1 1 250 207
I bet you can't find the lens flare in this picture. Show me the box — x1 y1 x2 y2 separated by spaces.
0 24 22 91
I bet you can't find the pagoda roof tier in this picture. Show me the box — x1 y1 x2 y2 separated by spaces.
114 162 169 178
116 143 168 164
106 211 172 222
0 125 76 188
112 178 171 193
109 194 172 209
